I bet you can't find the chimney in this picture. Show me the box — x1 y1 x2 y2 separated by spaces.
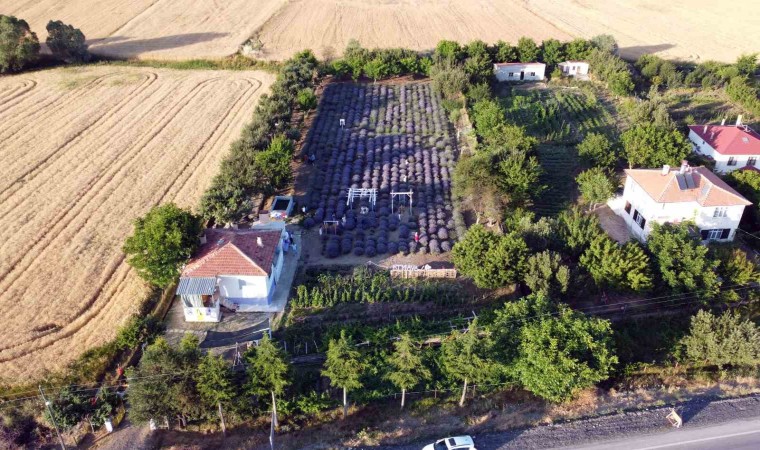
199 232 207 245
679 160 689 174
661 164 670 175
257 236 263 247
703 125 708 134
737 115 743 126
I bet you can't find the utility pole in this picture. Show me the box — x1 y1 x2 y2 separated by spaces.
39 385 66 450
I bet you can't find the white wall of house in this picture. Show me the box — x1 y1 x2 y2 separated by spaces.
688 129 758 173
494 63 545 82
559 62 589 76
183 304 221 322
618 176 744 242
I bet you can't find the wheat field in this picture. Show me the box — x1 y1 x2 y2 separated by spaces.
2 0 758 63
0 66 274 382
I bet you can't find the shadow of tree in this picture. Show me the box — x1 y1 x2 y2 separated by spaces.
618 43 676 60
88 32 229 57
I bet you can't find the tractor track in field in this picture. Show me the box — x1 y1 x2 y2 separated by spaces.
0 75 265 361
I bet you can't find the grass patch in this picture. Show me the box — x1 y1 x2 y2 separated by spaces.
94 54 282 73
533 144 580 217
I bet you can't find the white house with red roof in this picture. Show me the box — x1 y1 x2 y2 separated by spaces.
611 161 751 242
176 226 288 322
688 120 760 173
494 62 545 82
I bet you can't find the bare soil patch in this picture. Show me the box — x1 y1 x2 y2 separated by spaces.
0 66 274 382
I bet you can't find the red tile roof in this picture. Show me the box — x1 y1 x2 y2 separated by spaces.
181 228 282 278
688 125 760 156
624 166 751 207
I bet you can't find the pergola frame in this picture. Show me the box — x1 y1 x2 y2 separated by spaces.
346 187 377 210
391 191 413 214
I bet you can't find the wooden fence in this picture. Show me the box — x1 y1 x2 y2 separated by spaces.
390 266 457 279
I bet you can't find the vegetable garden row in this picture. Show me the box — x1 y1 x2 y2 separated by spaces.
302 82 460 257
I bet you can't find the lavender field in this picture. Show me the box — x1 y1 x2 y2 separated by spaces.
302 82 461 258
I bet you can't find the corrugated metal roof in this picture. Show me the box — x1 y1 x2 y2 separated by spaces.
176 277 217 295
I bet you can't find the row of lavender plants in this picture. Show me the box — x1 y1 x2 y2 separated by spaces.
302 82 459 257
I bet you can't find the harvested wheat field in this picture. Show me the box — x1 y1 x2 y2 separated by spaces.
2 0 757 62
0 66 274 382
0 0 287 60
255 0 760 63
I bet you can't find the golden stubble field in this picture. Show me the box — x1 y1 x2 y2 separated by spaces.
2 0 758 62
0 66 274 382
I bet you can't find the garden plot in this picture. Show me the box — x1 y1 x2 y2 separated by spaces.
302 82 459 259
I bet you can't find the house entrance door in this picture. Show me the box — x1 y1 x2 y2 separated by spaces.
520 71 525 80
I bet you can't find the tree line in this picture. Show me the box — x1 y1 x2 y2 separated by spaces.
0 15 89 73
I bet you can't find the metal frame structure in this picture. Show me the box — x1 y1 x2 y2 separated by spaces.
346 187 377 209
391 191 413 214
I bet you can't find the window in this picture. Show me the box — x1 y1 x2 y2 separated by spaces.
748 157 757 167
700 229 731 241
728 157 737 166
624 201 632 214
632 210 646 229
508 72 515 77
530 72 536 76
713 207 728 218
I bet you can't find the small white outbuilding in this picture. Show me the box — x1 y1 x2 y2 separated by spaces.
493 62 545 82
558 61 589 77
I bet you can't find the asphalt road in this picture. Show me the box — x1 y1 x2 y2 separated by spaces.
565 417 760 450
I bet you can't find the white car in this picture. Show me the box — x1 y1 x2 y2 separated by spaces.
422 435 477 450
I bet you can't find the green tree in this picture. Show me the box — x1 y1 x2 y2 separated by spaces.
580 236 653 293
196 355 236 434
440 319 491 406
514 303 617 402
342 39 369 79
246 334 290 426
463 40 493 81
621 123 691 168
576 167 616 208
565 38 593 60
433 40 463 63
114 315 162 350
429 58 469 99
541 39 565 66
726 166 760 229
490 294 617 402
452 225 529 288
607 70 635 96
577 132 617 168
681 310 760 368
46 20 88 63
496 150 544 206
127 336 202 427
122 203 201 288
517 37 540 62
735 53 758 78
712 247 759 305
647 222 721 299
322 331 363 418
253 135 294 192
524 250 570 298
363 57 388 82
0 15 39 73
590 34 618 54
296 88 317 111
492 40 517 62
556 207 602 258
385 333 431 409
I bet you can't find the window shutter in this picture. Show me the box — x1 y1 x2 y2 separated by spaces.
721 228 731 239
700 230 709 240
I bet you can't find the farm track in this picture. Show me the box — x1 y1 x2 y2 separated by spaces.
0 67 274 379
0 79 36 110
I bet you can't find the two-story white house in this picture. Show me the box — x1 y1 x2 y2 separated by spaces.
687 121 760 173
611 162 751 242
176 227 287 322
494 62 545 82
